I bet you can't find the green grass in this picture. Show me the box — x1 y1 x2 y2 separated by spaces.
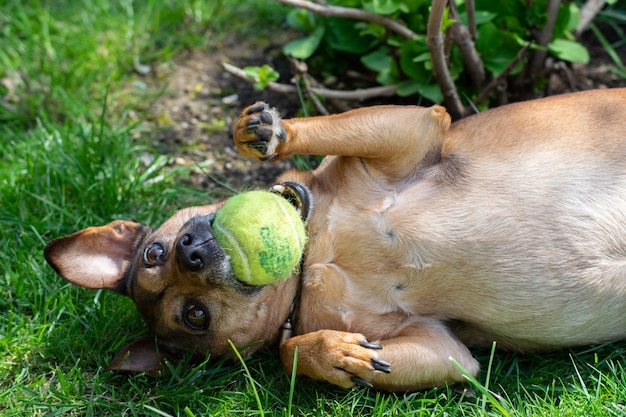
2 0 626 415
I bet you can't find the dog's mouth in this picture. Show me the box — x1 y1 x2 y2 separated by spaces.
171 182 312 289
269 181 313 223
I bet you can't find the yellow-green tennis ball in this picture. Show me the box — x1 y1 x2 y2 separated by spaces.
213 190 307 285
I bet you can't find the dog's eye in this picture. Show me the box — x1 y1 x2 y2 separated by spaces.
143 243 165 266
184 304 208 330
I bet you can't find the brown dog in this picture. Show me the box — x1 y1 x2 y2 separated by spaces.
45 89 626 391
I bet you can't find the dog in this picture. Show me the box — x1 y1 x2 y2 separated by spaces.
44 88 626 391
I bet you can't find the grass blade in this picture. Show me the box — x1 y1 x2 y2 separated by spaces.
229 340 265 417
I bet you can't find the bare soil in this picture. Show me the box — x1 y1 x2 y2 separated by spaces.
138 35 302 192
139 30 626 193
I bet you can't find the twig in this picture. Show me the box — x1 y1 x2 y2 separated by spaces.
274 0 419 40
466 0 478 40
575 0 606 37
290 57 351 113
448 1 484 89
474 44 530 106
427 0 466 119
223 62 397 101
449 23 484 88
529 0 561 77
303 77 330 115
289 57 330 115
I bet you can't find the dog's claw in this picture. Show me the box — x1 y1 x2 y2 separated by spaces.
351 375 373 388
247 103 268 114
276 125 287 142
371 358 391 374
248 141 268 154
247 120 261 130
359 340 382 350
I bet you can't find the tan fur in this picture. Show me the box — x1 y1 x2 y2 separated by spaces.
45 89 626 391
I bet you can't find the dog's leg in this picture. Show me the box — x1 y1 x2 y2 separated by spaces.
280 317 478 391
233 102 451 180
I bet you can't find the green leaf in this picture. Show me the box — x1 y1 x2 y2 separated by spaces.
399 38 431 81
361 46 392 72
325 18 379 54
285 8 317 32
283 26 325 59
362 0 407 15
459 10 496 26
476 22 524 75
243 65 280 90
474 0 526 24
441 7 456 32
361 21 386 40
375 64 398 85
548 39 589 63
418 83 443 103
565 3 581 32
412 51 431 64
397 80 443 103
361 47 398 85
553 3 579 38
396 80 421 96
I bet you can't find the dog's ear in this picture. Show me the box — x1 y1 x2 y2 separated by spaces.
106 337 178 376
44 220 151 293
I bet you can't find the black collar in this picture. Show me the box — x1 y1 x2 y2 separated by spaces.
270 181 311 344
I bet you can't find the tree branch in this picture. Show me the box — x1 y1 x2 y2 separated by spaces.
448 1 484 89
466 0 478 40
427 0 465 119
223 62 397 101
575 0 606 37
274 0 419 40
474 44 530 107
529 0 561 77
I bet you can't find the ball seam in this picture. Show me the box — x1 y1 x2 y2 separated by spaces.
214 221 251 282
275 198 304 254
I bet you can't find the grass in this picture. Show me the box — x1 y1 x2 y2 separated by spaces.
1 0 626 415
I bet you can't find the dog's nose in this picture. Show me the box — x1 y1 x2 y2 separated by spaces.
176 215 217 272
176 234 209 271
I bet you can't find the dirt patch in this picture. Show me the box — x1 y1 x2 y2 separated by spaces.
140 36 301 193
544 30 626 94
139 30 625 193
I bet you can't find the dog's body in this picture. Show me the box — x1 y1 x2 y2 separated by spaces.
45 89 626 391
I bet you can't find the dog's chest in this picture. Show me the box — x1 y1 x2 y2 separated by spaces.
297 187 442 337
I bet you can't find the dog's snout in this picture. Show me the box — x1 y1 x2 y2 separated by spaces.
176 233 209 271
176 214 218 272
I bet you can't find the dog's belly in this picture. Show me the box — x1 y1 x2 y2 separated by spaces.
301 147 626 350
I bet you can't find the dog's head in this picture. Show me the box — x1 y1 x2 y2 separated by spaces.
44 201 300 374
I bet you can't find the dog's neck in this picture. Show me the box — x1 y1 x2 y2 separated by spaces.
279 272 303 344
269 181 311 345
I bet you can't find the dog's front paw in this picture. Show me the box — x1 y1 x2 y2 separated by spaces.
281 330 391 389
233 102 287 161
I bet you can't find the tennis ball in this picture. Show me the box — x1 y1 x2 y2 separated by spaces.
213 190 307 285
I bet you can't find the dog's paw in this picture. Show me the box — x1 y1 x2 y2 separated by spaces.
284 330 391 389
233 102 287 161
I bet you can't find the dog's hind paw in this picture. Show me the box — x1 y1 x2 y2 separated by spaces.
233 102 287 161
